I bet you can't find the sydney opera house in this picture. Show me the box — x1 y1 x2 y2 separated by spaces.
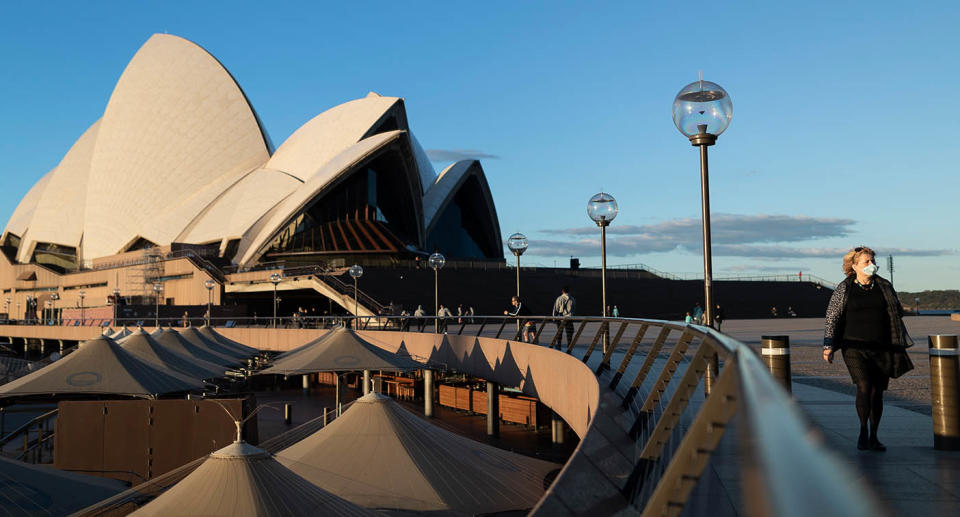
0 34 503 319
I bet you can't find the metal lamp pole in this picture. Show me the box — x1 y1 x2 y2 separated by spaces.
587 193 618 319
50 293 59 325
507 233 528 298
270 273 281 328
673 76 733 394
204 279 215 326
112 288 120 326
428 253 446 333
153 283 162 328
348 265 364 328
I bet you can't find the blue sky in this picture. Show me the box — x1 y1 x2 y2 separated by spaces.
1 1 957 291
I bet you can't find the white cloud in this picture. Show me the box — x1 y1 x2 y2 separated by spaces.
522 214 955 259
426 149 499 162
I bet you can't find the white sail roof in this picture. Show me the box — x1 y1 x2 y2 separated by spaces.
0 455 126 516
257 327 422 375
0 335 204 399
277 392 559 514
130 441 375 517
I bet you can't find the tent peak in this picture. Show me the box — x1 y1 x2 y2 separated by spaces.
211 440 269 459
357 392 391 404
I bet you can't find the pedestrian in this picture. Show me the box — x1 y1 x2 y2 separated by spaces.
714 305 724 331
414 304 426 332
552 287 576 349
770 306 778 318
692 302 704 324
457 304 464 324
437 304 453 333
612 305 620 318
181 311 190 328
823 246 914 451
468 306 475 324
684 312 693 324
504 295 535 344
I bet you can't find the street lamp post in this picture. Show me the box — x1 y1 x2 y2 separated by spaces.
428 253 446 333
672 76 732 329
506 233 529 337
348 265 364 328
270 273 281 328
587 193 618 321
50 293 59 325
204 279 215 326
112 288 121 326
153 283 162 328
673 76 733 395
506 233 528 298
78 291 86 326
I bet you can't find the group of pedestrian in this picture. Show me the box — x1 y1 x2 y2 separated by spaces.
406 303 475 333
683 302 724 331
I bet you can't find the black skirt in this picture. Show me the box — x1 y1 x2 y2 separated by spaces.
841 343 914 390
841 348 891 391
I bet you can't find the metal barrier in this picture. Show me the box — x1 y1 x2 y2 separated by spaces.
327 315 880 516
46 314 882 515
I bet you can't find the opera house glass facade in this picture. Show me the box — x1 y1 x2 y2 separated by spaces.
1 34 503 272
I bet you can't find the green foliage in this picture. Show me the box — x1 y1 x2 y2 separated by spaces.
897 290 960 310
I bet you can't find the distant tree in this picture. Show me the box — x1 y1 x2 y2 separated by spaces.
897 290 960 310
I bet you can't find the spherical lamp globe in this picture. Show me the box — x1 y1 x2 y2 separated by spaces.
428 252 446 271
587 192 619 226
507 233 529 257
672 79 733 137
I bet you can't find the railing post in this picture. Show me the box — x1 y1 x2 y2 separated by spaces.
929 334 960 450
761 335 791 393
703 351 719 397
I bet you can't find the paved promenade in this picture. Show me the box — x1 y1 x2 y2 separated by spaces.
722 317 960 515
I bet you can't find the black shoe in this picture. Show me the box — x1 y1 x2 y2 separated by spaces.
869 437 886 452
857 433 869 451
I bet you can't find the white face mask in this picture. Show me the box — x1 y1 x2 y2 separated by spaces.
861 263 878 276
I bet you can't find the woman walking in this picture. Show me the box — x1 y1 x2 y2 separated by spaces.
823 246 913 451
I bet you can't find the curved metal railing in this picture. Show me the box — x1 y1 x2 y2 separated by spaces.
314 315 882 516
27 315 883 516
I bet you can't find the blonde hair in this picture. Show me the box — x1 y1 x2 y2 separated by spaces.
842 246 875 277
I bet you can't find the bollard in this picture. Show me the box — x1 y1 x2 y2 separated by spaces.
322 407 328 427
424 370 434 418
487 381 500 437
302 374 310 394
761 335 791 393
551 411 565 446
930 335 960 450
363 370 371 395
283 403 293 425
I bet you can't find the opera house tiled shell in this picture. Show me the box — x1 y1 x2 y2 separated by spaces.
2 34 502 272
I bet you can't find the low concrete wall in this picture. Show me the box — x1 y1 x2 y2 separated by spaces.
0 324 102 341
218 327 326 351
358 330 599 440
